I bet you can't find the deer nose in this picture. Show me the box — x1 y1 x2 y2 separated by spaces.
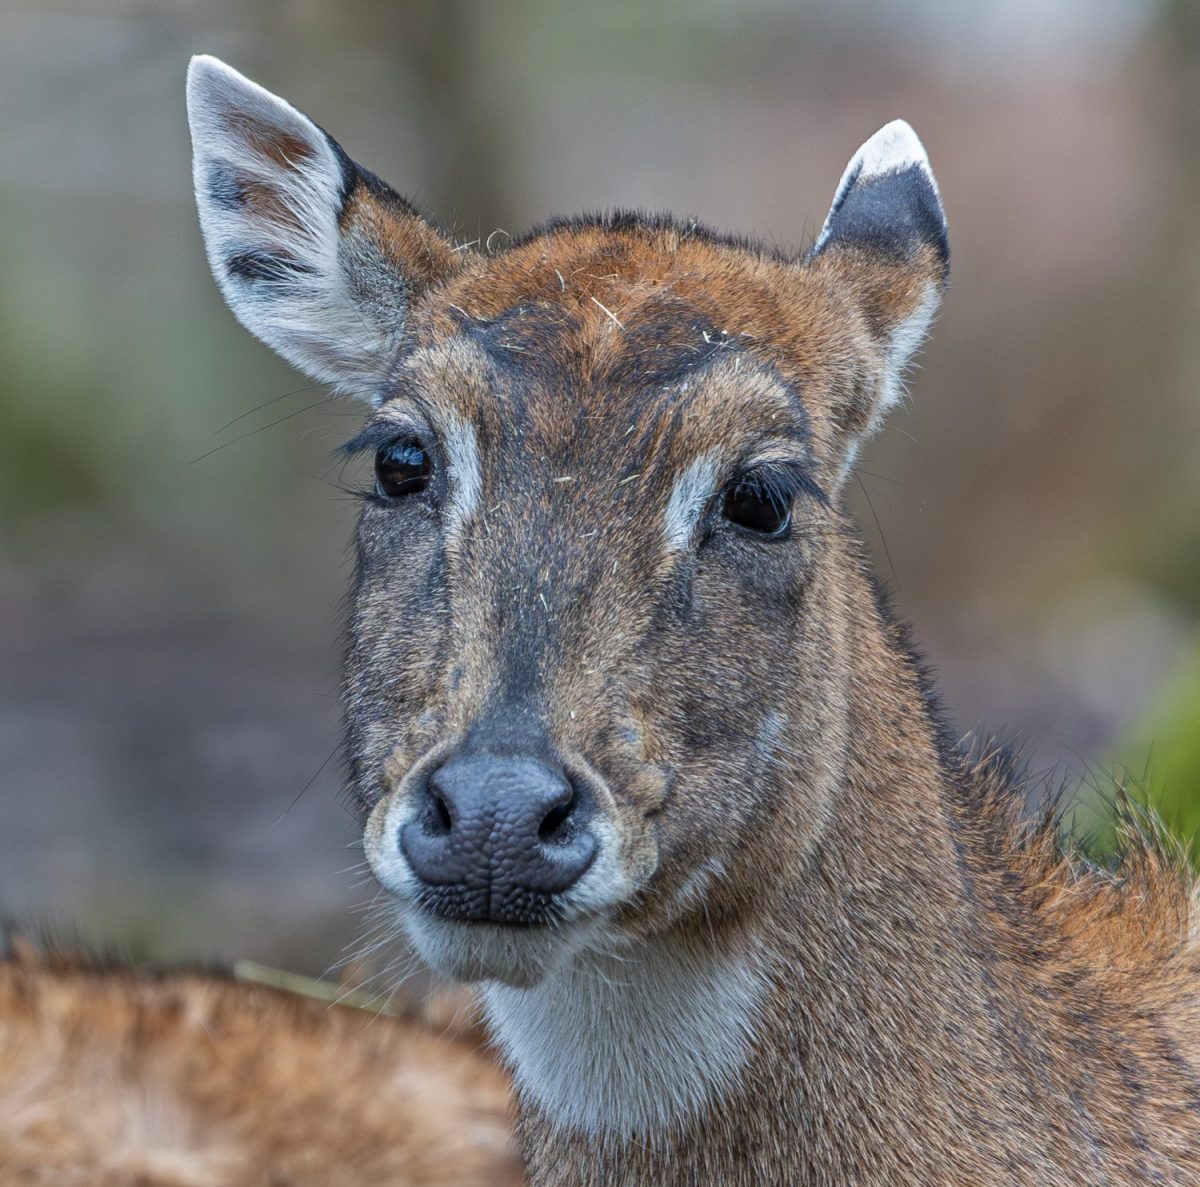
399 754 597 926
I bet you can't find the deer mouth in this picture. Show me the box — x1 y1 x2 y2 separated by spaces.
399 909 609 988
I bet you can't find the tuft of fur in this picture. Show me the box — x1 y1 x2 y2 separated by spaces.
966 754 1200 1004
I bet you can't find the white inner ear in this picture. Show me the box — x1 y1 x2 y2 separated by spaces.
838 282 940 485
186 55 401 397
877 282 940 419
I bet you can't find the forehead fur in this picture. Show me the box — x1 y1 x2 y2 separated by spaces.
380 327 813 510
391 216 933 474
415 218 845 376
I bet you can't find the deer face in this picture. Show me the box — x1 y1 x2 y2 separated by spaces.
188 57 947 987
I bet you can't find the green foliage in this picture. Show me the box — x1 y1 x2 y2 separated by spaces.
1111 637 1200 865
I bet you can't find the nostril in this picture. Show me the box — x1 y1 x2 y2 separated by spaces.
431 792 453 835
537 795 576 844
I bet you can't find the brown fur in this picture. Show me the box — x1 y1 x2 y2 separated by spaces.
342 182 464 294
0 945 522 1187
223 112 315 170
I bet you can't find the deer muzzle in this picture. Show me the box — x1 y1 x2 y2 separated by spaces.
399 753 598 926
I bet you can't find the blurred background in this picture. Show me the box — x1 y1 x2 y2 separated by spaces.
1 0 1197 975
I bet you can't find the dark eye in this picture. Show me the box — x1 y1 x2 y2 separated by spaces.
722 475 791 537
375 439 432 499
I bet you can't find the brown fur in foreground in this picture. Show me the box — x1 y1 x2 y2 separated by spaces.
0 950 521 1187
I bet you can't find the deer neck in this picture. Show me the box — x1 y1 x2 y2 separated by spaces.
485 593 1039 1186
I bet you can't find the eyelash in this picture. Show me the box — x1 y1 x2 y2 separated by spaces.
726 462 828 522
731 463 827 512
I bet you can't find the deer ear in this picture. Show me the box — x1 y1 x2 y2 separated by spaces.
186 55 460 399
808 120 948 477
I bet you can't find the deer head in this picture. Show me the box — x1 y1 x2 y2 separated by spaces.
188 56 948 989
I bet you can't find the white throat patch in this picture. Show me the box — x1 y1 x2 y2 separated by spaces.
483 932 766 1139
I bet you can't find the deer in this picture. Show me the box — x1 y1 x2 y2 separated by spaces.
180 54 1200 1185
0 63 530 1187
0 934 523 1186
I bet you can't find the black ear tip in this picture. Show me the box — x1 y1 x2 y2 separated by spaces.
814 120 947 264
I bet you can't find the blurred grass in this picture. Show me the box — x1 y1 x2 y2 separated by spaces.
1115 637 1200 859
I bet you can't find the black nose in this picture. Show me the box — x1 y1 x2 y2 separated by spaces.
400 754 597 925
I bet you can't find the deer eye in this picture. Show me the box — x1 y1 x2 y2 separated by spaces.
722 474 791 537
375 439 432 499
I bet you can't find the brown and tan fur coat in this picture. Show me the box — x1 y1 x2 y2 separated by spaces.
0 942 522 1187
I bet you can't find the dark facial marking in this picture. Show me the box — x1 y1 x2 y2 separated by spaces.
600 295 747 391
